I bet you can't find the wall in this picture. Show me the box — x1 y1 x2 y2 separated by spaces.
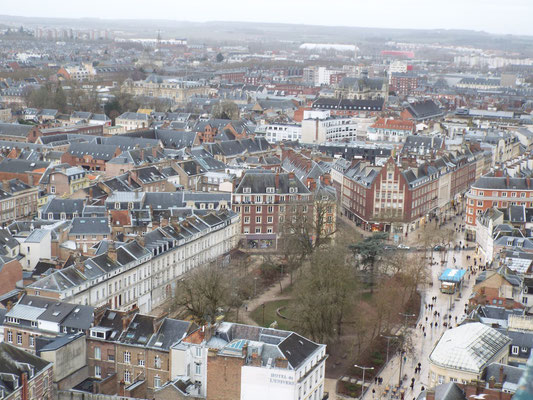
240 366 296 400
0 259 22 295
40 335 87 383
206 354 245 400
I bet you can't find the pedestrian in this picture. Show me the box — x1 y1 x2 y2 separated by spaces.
375 377 378 384
425 316 428 322
430 322 433 328
422 326 425 332
424 332 426 338
435 322 438 328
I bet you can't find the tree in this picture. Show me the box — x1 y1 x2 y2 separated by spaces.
104 92 140 122
350 232 387 293
172 262 250 325
211 100 239 120
216 52 224 63
291 241 359 343
173 263 231 325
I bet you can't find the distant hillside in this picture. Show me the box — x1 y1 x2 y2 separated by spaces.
1 14 532 54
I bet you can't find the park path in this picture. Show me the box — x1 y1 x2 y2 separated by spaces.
240 273 294 326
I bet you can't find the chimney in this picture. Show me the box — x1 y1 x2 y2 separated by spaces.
122 314 132 332
89 187 94 199
323 173 331 186
137 236 145 248
527 178 531 189
425 389 435 400
21 372 28 400
108 241 118 262
275 173 280 188
288 172 295 180
274 357 289 369
499 365 504 384
488 376 496 389
506 175 510 187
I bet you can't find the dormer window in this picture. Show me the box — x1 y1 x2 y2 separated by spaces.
289 187 297 194
128 202 134 210
115 202 120 210
48 213 53 220
266 187 275 193
60 212 66 220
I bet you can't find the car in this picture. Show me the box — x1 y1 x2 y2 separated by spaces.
434 245 445 251
384 245 396 251
398 244 410 250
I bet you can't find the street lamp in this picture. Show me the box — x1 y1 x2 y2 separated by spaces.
253 277 258 297
380 334 398 364
353 364 374 400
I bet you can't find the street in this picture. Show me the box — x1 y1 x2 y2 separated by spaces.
357 220 482 400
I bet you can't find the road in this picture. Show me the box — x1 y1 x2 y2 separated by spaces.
355 221 482 400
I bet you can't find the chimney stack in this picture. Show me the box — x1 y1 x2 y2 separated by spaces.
275 173 280 188
108 241 118 262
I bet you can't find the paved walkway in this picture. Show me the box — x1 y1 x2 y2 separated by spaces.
358 224 482 400
240 273 294 326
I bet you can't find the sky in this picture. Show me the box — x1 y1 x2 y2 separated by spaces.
2 0 532 36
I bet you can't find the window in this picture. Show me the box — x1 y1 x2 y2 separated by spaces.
95 365 101 378
29 335 34 347
196 347 202 357
256 206 261 213
154 376 161 388
124 370 131 384
244 216 250 224
16 333 22 345
138 359 145 366
154 356 161 369
124 351 131 364
94 347 101 360
256 216 261 223
195 364 201 375
512 346 519 355
51 186 55 194
267 216 273 223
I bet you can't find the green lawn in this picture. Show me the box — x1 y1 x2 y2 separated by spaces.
249 299 295 331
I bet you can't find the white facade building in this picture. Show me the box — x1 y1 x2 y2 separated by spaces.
257 124 302 143
301 116 370 144
27 211 240 314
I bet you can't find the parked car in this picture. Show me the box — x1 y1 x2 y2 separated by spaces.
398 244 410 250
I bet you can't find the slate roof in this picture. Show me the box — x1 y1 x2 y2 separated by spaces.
405 100 443 120
69 217 110 235
278 332 320 369
147 318 192 350
156 129 197 148
67 143 118 161
312 97 384 111
0 159 48 173
0 123 34 138
234 172 309 194
0 342 51 397
472 176 531 191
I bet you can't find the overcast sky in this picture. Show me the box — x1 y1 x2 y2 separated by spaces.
2 0 531 36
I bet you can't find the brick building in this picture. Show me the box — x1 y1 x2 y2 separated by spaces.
465 175 533 239
232 172 313 249
0 342 54 400
390 73 419 95
342 153 479 235
88 310 193 399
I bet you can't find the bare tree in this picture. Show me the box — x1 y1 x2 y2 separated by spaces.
291 241 359 343
173 263 243 325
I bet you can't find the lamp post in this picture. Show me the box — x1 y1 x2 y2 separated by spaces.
253 277 258 297
353 364 374 400
380 334 398 364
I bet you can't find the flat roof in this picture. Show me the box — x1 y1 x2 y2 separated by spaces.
439 268 466 283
